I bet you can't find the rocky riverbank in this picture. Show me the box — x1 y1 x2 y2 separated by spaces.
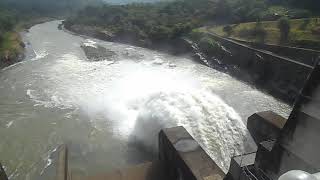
0 18 55 69
0 51 25 69
0 32 25 69
63 22 193 56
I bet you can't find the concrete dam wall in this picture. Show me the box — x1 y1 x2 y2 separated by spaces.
233 39 320 66
189 32 317 104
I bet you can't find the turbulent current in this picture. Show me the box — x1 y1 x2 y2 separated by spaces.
0 21 291 179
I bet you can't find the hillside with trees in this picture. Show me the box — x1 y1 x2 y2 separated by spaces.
64 0 319 49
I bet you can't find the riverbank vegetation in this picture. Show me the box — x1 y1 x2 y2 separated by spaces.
0 0 103 68
64 0 320 49
0 8 24 68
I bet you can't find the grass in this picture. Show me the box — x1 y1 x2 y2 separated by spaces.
207 18 320 48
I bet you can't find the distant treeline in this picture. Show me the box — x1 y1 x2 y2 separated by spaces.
270 0 320 12
0 0 102 17
0 8 17 43
65 0 319 44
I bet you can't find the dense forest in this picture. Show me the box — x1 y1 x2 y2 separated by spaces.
65 0 320 47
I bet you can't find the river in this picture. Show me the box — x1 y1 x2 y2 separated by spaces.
0 21 291 179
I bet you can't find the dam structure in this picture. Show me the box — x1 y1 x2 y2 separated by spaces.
225 61 320 180
1 21 320 180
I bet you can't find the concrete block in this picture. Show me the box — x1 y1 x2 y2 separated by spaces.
247 111 287 144
226 153 256 180
159 126 225 180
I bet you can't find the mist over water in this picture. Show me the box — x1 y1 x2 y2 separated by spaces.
0 21 291 179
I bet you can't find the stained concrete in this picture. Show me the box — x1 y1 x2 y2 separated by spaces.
247 111 287 144
159 126 225 180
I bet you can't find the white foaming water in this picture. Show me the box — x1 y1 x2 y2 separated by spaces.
31 50 48 61
83 39 98 48
73 63 249 172
25 50 251 171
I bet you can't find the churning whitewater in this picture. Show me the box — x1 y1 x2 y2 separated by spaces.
0 21 290 179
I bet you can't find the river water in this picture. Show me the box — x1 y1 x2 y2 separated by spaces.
0 21 291 179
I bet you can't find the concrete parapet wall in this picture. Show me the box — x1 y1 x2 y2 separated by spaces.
247 111 287 144
159 126 225 180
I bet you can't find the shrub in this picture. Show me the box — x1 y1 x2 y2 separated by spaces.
223 25 233 36
278 17 291 43
253 21 267 42
198 36 220 54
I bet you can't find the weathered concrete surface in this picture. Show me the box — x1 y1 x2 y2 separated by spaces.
254 140 317 180
247 111 287 144
225 153 256 180
159 126 225 180
251 62 320 179
74 161 170 180
277 62 320 174
226 63 320 180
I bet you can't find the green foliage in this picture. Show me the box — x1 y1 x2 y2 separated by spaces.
198 36 220 54
230 0 267 22
0 9 17 32
278 17 291 43
65 0 318 45
223 25 233 36
0 7 18 48
286 0 320 13
254 21 267 42
66 0 218 43
236 21 267 42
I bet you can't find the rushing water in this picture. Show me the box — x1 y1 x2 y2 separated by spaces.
0 21 291 179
